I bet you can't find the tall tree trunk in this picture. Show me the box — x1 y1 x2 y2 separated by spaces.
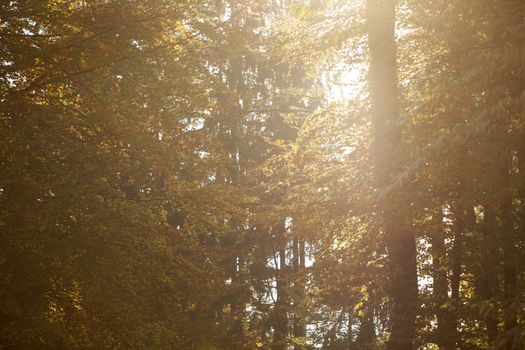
450 205 463 303
500 61 523 349
272 224 288 350
231 256 246 349
499 165 517 349
366 1 418 349
501 200 517 349
292 237 306 342
430 208 455 350
479 205 499 345
449 203 464 347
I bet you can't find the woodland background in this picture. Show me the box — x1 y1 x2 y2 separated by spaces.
1 0 524 349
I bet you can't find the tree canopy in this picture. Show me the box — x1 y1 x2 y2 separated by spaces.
1 0 524 349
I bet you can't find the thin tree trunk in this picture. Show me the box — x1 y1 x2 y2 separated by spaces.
292 237 306 341
480 205 499 345
366 1 418 349
501 68 523 349
272 224 288 350
450 205 463 303
430 208 456 350
449 204 464 349
347 309 354 350
500 186 517 349
231 256 245 347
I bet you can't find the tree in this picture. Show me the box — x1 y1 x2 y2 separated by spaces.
366 0 418 348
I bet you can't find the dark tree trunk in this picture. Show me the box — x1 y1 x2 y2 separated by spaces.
272 224 288 350
292 237 306 341
449 204 464 349
384 231 418 350
480 205 499 345
231 256 245 348
450 205 463 303
500 188 517 349
366 1 418 349
430 208 456 350
347 309 354 350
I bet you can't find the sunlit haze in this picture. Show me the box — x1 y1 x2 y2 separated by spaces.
1 1 524 349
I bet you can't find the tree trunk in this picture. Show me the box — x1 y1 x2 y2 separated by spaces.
480 205 499 345
430 208 455 350
292 237 306 341
449 203 464 348
366 1 418 349
499 175 517 350
347 309 354 350
501 71 523 349
450 205 463 303
231 256 245 348
272 224 289 350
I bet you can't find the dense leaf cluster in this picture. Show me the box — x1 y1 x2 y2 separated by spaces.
1 1 524 349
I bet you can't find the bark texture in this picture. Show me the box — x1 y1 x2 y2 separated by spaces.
366 1 418 349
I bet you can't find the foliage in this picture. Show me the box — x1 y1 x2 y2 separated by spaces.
1 0 524 349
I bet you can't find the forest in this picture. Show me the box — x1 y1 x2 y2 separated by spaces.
1 0 524 349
